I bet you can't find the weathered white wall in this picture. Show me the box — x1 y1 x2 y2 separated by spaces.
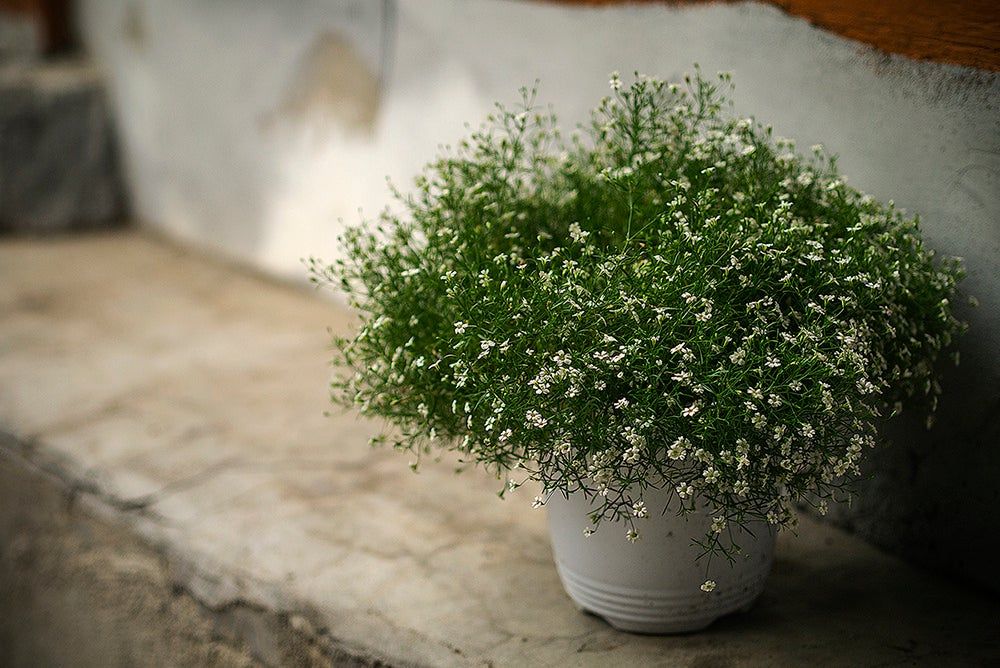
78 0 1000 588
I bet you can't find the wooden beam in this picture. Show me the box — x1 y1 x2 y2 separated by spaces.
541 0 1000 71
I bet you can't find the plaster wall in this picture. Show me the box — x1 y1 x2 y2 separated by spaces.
77 0 1000 589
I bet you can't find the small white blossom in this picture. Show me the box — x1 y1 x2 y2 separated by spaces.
525 410 548 429
668 436 690 460
671 369 692 384
676 483 695 499
622 444 642 464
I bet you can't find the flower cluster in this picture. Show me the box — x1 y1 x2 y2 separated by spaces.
309 70 965 565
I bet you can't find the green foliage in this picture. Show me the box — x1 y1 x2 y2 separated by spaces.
309 70 965 559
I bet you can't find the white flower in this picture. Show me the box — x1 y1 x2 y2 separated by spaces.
532 495 545 509
626 529 640 543
668 436 690 460
525 410 548 429
676 483 695 499
569 222 590 243
632 500 649 518
711 516 727 534
453 321 469 335
701 580 717 593
681 402 701 418
609 71 622 91
622 444 642 464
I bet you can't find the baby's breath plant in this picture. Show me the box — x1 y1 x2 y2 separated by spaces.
310 70 965 568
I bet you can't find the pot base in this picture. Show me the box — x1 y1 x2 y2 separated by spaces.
555 559 769 634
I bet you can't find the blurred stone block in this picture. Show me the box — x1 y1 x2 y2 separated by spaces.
0 10 41 61
0 60 124 232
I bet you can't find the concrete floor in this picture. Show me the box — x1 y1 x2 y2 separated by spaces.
1 232 998 667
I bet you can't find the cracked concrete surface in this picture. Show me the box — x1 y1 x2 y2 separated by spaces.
1 232 998 667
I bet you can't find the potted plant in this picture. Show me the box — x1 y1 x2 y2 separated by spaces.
309 70 965 633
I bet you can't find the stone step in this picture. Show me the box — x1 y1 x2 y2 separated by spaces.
1 232 997 666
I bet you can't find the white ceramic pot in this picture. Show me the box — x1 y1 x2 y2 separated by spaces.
547 486 775 634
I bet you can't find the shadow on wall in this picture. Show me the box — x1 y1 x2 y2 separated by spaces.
834 299 1000 592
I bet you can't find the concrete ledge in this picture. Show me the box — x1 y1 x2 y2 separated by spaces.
1 232 998 666
0 441 378 667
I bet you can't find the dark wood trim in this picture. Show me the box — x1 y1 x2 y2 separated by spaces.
0 0 73 54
